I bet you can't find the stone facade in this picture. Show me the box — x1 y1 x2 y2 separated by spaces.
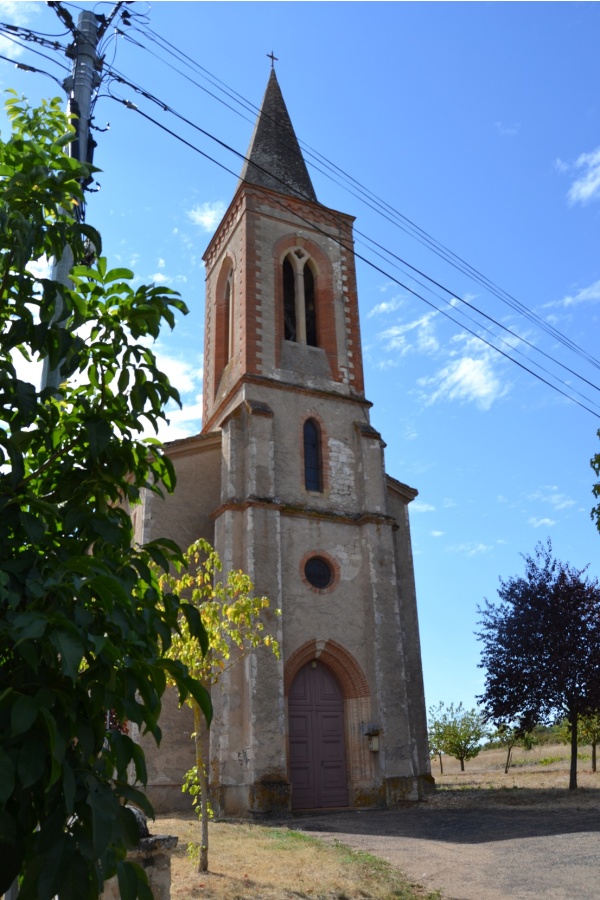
136 70 432 816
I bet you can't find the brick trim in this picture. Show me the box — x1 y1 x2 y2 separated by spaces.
202 372 371 434
299 549 340 595
284 639 369 699
273 234 339 380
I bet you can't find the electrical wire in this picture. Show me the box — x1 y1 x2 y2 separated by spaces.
0 51 66 89
127 22 600 375
0 28 70 73
5 11 598 416
108 93 600 421
103 64 600 403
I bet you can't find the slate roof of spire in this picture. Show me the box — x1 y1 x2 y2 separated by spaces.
239 69 317 203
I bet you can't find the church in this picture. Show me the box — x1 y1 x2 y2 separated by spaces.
134 68 432 816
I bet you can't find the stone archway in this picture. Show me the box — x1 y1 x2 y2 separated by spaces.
288 660 349 810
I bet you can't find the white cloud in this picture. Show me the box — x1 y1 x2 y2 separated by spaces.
157 258 165 269
151 272 169 284
553 279 600 309
443 498 457 509
153 349 203 398
411 501 435 513
379 311 439 356
187 201 226 232
495 121 519 137
446 542 494 557
568 146 600 205
0 2 37 58
368 295 405 318
26 256 51 280
527 487 575 511
418 353 507 410
528 516 556 528
153 400 203 443
430 530 444 538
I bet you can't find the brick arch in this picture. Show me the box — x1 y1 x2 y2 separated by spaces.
273 235 339 380
213 253 236 396
284 639 369 700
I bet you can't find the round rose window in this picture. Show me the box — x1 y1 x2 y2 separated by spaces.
304 556 334 590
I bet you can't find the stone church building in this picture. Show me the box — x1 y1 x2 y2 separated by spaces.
135 69 432 816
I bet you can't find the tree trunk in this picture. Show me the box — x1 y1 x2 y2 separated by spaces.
504 744 513 775
460 758 465 772
438 752 443 775
193 703 209 873
593 742 597 773
569 710 578 791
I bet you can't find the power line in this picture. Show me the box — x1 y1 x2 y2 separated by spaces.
103 64 600 407
5 13 598 417
109 94 600 421
123 23 600 377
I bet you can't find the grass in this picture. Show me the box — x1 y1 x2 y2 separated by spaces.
158 815 440 899
158 742 600 898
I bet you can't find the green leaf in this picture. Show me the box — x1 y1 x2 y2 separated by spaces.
49 629 84 681
88 784 118 858
104 267 134 283
180 603 209 656
11 694 38 736
0 748 15 802
117 859 151 900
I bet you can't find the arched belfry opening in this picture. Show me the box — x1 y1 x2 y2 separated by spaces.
288 660 348 810
282 249 318 347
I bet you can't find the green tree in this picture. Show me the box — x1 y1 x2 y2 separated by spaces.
158 539 280 874
558 714 600 773
0 95 210 898
591 435 600 536
493 724 537 774
477 541 600 790
428 702 487 772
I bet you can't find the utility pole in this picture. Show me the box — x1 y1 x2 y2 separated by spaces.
41 8 101 390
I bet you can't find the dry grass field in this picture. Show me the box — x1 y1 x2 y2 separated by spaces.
157 814 439 899
156 742 600 899
429 740 600 808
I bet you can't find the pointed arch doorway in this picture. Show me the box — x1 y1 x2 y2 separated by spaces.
288 660 349 810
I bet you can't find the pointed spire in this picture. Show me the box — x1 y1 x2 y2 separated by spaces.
239 68 317 203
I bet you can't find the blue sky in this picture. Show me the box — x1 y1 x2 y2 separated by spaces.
2 1 600 719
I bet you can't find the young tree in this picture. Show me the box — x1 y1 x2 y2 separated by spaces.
591 435 600 536
0 96 209 899
558 714 600 773
477 541 600 790
427 710 446 774
493 724 537 774
158 539 280 874
428 702 487 771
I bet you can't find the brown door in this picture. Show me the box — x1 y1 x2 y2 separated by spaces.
289 660 348 810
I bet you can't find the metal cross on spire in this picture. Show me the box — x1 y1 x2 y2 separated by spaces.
267 50 278 69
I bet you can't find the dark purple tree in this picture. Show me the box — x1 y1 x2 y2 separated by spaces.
477 541 600 790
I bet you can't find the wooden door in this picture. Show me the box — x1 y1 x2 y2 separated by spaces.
289 661 348 810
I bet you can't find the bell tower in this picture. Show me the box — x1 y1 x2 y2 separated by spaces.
199 68 432 815
136 67 432 816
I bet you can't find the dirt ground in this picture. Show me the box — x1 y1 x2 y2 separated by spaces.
292 744 600 899
157 744 600 899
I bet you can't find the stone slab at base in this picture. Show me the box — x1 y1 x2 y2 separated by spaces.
385 774 436 806
100 835 178 900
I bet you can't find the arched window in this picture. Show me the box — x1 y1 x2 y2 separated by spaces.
304 263 317 347
225 269 234 363
303 418 322 492
283 256 296 341
282 251 318 346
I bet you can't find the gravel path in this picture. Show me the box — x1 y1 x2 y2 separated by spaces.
292 802 600 899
